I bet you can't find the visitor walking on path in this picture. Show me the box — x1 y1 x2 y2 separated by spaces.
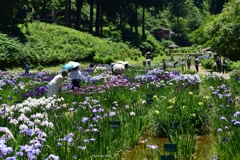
181 58 186 71
222 57 228 74
215 57 222 73
194 56 200 72
190 64 230 79
186 55 191 70
47 71 68 98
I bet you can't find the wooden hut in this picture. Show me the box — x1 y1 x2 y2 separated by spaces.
152 28 170 39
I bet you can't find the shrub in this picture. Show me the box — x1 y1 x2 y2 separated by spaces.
0 33 25 69
93 55 104 64
229 61 240 71
182 69 197 75
201 58 214 69
103 56 114 64
139 41 153 55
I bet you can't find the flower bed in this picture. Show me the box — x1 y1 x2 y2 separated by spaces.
0 67 240 159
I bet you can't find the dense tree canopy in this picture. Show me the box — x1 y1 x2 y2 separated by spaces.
191 0 240 60
0 0 239 60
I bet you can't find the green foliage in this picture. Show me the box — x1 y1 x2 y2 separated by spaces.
230 70 240 95
139 42 153 55
201 58 214 69
102 27 123 43
93 55 103 64
0 22 144 69
191 0 240 61
229 61 240 71
103 56 114 64
103 26 164 57
161 39 175 48
0 33 26 70
182 69 197 75
185 0 204 31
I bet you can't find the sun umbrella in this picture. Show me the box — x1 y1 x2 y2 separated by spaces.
62 61 80 70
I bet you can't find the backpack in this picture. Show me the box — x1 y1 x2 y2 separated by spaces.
195 59 199 65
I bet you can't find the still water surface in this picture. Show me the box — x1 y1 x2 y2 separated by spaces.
122 135 212 160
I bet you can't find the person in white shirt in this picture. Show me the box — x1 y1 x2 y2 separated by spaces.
111 63 125 75
47 71 68 98
69 66 81 90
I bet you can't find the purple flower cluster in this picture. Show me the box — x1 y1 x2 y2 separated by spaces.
18 140 42 160
0 138 13 158
21 86 48 100
70 75 141 94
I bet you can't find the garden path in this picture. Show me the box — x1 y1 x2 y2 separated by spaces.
190 64 230 79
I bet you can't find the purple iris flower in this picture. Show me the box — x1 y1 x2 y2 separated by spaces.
218 128 223 132
209 104 213 109
81 117 89 123
226 99 233 103
234 111 240 117
222 137 228 142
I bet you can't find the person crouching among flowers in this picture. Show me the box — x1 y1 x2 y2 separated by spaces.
47 70 68 98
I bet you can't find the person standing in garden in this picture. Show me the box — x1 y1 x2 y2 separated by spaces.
194 56 200 72
24 62 30 74
222 57 228 74
215 57 222 73
186 55 191 70
170 54 174 61
143 60 146 67
69 66 82 90
181 58 186 71
47 70 68 98
162 59 167 71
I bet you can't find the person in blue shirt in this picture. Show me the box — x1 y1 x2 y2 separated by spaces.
24 62 29 74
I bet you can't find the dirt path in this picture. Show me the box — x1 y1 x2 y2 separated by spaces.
190 64 230 79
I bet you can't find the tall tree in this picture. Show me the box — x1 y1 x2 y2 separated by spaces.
210 0 229 14
133 0 139 34
76 0 84 26
0 0 29 37
88 0 94 34
65 0 71 25
169 0 187 35
0 0 29 23
139 0 163 39
95 0 101 36
194 0 204 10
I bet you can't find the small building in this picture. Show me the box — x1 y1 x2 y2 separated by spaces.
152 28 170 39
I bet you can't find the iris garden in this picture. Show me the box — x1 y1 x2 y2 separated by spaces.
0 63 240 160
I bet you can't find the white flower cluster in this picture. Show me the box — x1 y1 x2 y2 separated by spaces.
1 97 65 118
205 73 223 80
0 127 14 139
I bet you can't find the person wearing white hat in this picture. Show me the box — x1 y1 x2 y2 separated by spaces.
111 63 125 75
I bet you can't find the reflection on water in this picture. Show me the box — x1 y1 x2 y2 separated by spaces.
122 135 212 160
